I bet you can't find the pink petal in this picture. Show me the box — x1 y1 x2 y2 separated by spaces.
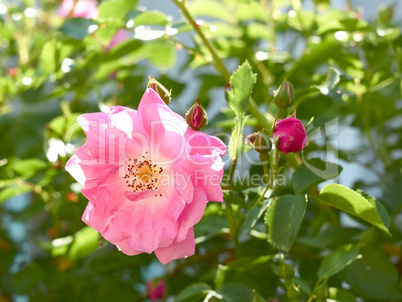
176 186 207 241
138 90 187 142
82 203 109 233
172 165 194 203
190 155 225 202
59 0 98 19
114 239 143 256
107 29 132 51
101 199 180 253
138 88 167 109
185 128 226 156
154 228 195 265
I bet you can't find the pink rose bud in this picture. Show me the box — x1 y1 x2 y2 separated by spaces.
273 117 307 154
273 80 295 109
58 0 98 19
147 279 165 301
185 99 207 130
147 76 171 105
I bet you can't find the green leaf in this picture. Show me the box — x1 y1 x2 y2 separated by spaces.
188 0 234 23
235 3 269 22
292 158 342 194
48 113 82 139
343 247 401 300
318 66 341 93
12 159 47 178
216 284 255 302
51 227 98 261
315 184 390 234
132 11 170 26
98 0 139 24
240 198 270 233
246 23 274 41
215 256 276 297
227 61 256 160
357 190 390 230
175 283 212 302
0 184 32 204
39 40 57 77
328 287 357 302
68 227 99 261
227 61 256 116
228 114 248 160
95 39 176 79
265 194 307 252
2 263 44 295
317 244 360 280
61 18 98 40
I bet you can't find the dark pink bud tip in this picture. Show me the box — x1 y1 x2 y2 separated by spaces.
147 279 165 301
185 99 208 130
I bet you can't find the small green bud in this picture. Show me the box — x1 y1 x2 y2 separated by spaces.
185 99 208 130
254 131 272 154
273 80 295 109
147 76 171 105
286 281 301 301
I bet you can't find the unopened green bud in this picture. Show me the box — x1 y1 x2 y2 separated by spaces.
254 131 272 154
273 80 295 108
147 76 171 105
286 282 301 301
185 99 208 130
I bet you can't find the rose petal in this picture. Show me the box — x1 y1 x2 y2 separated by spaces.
154 228 195 265
176 186 207 241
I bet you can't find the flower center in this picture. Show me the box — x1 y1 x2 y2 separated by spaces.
124 153 163 194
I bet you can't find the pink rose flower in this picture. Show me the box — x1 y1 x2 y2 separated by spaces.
65 89 226 264
59 0 98 19
147 279 165 301
107 29 132 51
273 117 307 154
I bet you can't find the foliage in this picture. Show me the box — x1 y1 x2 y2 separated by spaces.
0 0 402 301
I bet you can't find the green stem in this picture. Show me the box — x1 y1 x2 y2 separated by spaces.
171 0 230 81
259 153 270 185
271 148 280 183
228 158 238 186
225 197 240 255
307 279 324 302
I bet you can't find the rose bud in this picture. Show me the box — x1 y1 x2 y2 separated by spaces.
185 99 208 130
273 80 295 109
147 76 172 105
273 117 307 154
147 279 165 301
254 131 272 154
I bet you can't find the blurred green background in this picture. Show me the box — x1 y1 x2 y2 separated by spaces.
0 0 402 301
